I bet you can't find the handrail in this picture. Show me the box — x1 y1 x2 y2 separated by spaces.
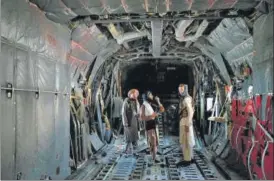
247 141 258 180
261 141 271 180
257 123 274 142
1 86 69 95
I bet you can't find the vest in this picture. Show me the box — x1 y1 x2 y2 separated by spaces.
125 98 138 126
142 101 157 130
179 96 193 118
143 101 154 116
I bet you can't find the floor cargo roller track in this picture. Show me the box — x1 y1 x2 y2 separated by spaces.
67 114 221 180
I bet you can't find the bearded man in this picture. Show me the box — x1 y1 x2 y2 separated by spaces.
140 91 164 163
121 89 140 154
177 84 196 167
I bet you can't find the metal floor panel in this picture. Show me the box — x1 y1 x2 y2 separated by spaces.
108 155 136 180
179 164 205 180
142 155 169 180
68 115 221 180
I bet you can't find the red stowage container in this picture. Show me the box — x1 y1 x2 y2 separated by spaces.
241 96 261 167
262 141 274 180
235 126 243 154
230 98 241 149
241 129 253 166
261 95 274 180
237 99 243 125
253 159 264 179
235 99 245 127
235 99 254 157
231 98 238 122
231 124 240 149
254 95 262 120
235 99 243 125
250 123 273 180
249 143 259 179
264 94 273 134
250 146 264 179
239 99 251 126
253 94 273 180
245 99 255 116
244 96 262 169
255 135 273 180
249 123 264 179
240 99 256 155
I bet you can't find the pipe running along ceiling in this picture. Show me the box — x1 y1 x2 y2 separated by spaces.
1 0 273 180
25 0 264 86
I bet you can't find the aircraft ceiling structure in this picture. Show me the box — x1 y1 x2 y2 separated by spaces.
27 0 264 85
1 1 273 180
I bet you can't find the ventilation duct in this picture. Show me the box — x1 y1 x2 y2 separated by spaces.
182 20 209 42
151 20 164 57
167 67 176 70
175 20 209 42
175 20 194 41
107 23 150 45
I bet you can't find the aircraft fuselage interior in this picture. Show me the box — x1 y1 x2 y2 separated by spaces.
1 0 273 180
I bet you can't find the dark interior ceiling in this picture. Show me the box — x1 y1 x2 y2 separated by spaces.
121 63 193 98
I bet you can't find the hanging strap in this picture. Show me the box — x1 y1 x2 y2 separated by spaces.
208 81 221 134
70 96 85 124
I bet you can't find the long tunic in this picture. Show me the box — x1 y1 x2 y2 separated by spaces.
179 96 195 160
121 98 140 143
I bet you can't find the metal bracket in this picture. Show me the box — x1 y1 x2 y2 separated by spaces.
16 172 22 180
6 83 13 99
1 86 68 96
35 90 39 99
40 175 52 180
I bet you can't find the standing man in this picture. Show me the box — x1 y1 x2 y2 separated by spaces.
177 84 196 167
140 91 164 163
121 89 140 154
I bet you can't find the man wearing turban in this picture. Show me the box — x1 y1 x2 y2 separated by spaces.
140 91 165 163
121 89 140 154
177 84 196 167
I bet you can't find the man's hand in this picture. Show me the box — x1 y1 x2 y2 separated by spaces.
159 105 165 113
151 112 158 119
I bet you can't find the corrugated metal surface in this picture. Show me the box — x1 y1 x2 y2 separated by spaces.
194 37 231 84
26 0 260 84
195 17 253 78
1 43 16 180
253 12 273 65
1 0 71 62
29 0 258 24
1 1 120 179
212 0 256 10
69 23 119 85
207 18 251 53
252 12 273 97
1 0 72 179
0 43 71 180
225 37 253 69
